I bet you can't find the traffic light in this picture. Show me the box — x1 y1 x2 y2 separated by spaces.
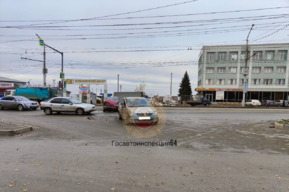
58 81 62 88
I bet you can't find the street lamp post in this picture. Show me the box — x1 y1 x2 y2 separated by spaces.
170 73 172 104
36 34 65 96
242 24 254 107
117 74 119 92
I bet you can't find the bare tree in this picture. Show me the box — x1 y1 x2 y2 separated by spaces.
135 82 146 92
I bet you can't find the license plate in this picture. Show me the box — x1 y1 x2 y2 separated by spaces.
138 117 151 120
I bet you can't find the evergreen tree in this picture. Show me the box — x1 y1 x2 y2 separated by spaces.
178 71 192 101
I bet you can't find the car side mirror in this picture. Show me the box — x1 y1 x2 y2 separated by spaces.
69 103 73 105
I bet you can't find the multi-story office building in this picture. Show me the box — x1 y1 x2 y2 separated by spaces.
197 43 289 102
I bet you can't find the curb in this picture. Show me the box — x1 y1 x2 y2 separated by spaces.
274 121 289 130
0 126 33 136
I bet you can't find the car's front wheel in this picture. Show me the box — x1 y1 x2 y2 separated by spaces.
0 105 2 110
18 105 24 111
76 108 84 115
44 108 52 115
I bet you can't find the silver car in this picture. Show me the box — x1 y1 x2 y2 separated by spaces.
0 96 39 111
118 97 158 125
40 97 96 115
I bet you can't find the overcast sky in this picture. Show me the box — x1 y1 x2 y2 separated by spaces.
0 0 288 96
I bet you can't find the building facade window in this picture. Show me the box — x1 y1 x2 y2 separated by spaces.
252 67 261 74
240 79 245 85
207 52 215 62
276 79 285 85
252 79 261 85
264 79 273 85
217 67 226 73
277 50 287 61
205 79 214 85
265 51 274 61
240 51 246 61
206 68 214 73
230 52 238 61
264 67 273 73
228 79 236 85
216 79 225 85
277 67 286 73
240 67 249 74
218 52 226 62
228 67 237 73
253 51 262 61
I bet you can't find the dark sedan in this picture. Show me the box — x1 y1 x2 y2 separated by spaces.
0 96 39 111
103 97 119 112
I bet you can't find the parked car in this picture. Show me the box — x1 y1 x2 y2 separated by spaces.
245 99 261 106
40 97 96 115
262 100 283 107
187 95 211 106
280 100 289 107
0 96 39 111
168 100 178 105
103 97 119 112
118 97 158 125
266 100 277 105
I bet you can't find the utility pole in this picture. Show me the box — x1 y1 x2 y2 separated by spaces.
36 34 65 96
242 24 254 107
117 74 119 92
170 73 172 103
43 45 47 87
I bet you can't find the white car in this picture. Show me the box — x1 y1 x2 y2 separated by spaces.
40 97 96 115
245 99 261 106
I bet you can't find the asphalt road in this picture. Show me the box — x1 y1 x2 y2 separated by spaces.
0 107 289 192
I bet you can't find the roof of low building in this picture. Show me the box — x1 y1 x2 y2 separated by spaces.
0 76 26 83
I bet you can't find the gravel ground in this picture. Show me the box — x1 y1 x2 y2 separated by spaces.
0 107 289 192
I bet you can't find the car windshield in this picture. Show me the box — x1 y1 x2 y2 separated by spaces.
126 98 151 107
107 97 119 102
15 96 29 101
70 99 82 104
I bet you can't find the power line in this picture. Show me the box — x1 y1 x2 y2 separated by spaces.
15 0 198 27
2 13 288 29
87 6 289 21
2 43 289 55
2 22 287 44
1 21 286 38
252 23 289 42
1 6 288 23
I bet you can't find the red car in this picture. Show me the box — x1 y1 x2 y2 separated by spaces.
103 97 119 112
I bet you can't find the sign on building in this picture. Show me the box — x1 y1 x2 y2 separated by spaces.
0 82 14 88
66 79 106 84
79 86 88 94
216 91 224 100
